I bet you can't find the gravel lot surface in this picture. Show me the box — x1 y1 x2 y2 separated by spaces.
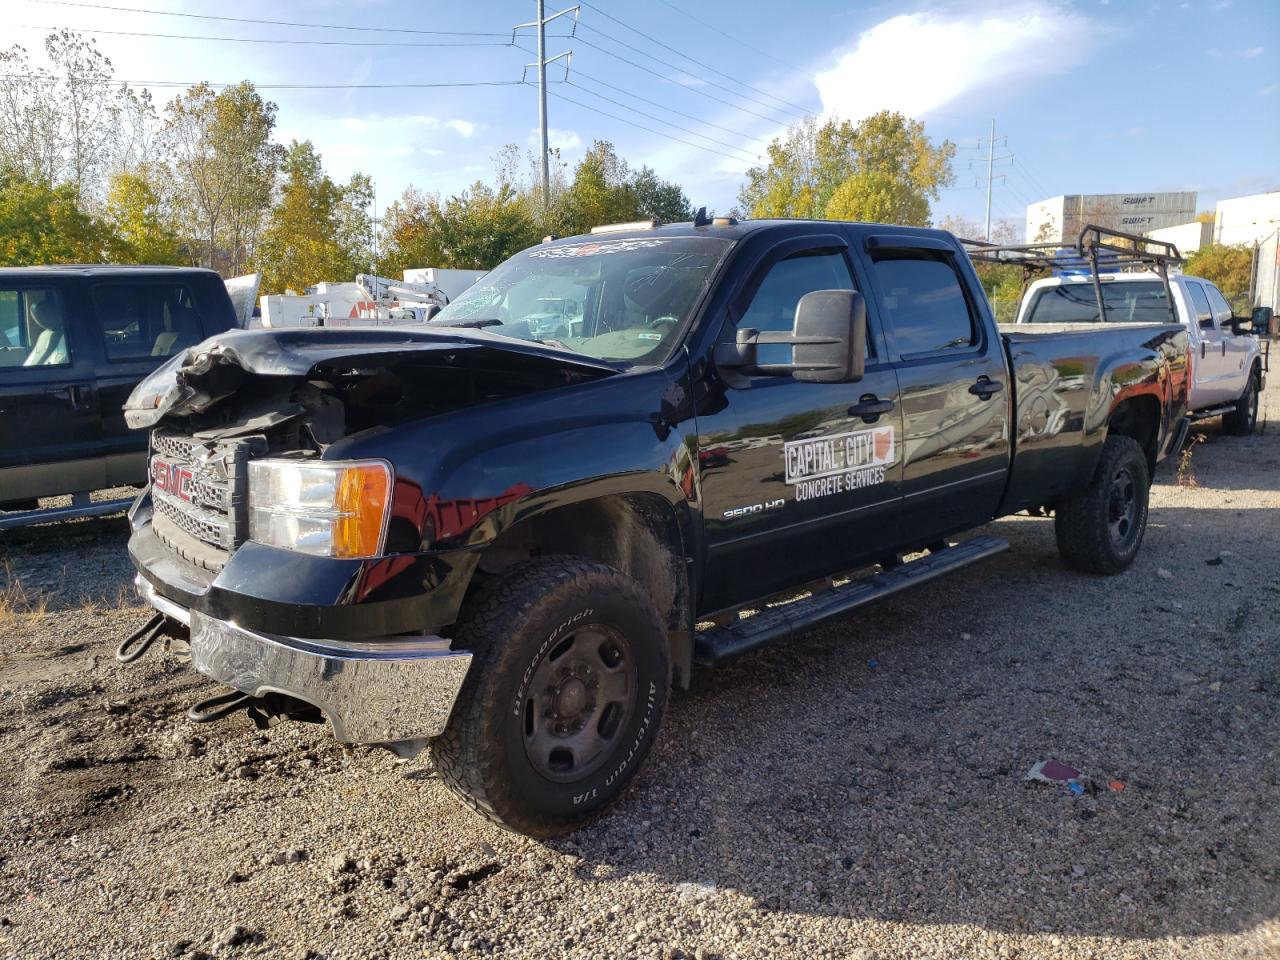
1 382 1277 960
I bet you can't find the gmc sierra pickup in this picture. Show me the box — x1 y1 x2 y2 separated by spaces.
120 218 1190 836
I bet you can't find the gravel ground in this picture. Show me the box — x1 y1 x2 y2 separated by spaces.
1 383 1277 960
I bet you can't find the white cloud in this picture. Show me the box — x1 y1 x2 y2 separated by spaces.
814 3 1100 122
445 119 478 138
335 114 478 137
1238 47 1265 58
1260 83 1279 97
527 127 582 151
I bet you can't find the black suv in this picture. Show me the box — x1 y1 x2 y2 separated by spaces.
0 266 238 512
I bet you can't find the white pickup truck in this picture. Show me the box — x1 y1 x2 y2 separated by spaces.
1014 270 1266 434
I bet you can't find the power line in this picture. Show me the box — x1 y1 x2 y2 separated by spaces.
0 73 529 90
569 69 774 150
563 79 761 164
550 6 804 123
28 0 512 37
513 42 773 150
575 0 809 115
571 34 794 127
538 84 759 164
650 0 799 71
11 24 515 48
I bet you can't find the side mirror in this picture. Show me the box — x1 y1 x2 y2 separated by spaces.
1229 317 1253 336
714 289 867 384
1253 307 1273 335
791 289 867 383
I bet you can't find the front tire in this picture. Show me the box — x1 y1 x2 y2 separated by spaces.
430 557 670 837
1054 435 1150 575
1223 371 1259 436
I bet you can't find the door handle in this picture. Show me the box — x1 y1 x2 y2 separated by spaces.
849 395 894 422
968 377 1003 400
1201 342 1206 359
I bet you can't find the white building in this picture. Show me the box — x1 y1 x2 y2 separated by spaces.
1145 220 1213 256
1025 192 1197 243
1213 191 1280 246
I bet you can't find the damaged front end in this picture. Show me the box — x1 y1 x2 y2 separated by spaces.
121 326 616 751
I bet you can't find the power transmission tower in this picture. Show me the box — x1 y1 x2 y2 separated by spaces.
514 3 577 208
968 120 1013 241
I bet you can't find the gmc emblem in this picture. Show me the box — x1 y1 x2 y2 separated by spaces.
152 458 194 501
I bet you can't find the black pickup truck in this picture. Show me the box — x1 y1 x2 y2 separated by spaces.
0 266 238 519
121 219 1190 835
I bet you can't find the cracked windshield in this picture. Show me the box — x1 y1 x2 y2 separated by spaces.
429 236 732 364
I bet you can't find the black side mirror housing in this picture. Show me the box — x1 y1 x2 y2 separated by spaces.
714 289 867 384
1253 307 1273 335
1229 317 1253 336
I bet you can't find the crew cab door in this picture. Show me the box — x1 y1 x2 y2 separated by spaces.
1184 280 1234 406
696 235 903 612
1205 282 1253 399
858 235 1011 541
0 278 104 502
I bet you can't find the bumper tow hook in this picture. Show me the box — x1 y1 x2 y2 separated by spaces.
187 689 256 724
115 613 167 664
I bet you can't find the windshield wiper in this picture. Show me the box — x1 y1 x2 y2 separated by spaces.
440 318 503 329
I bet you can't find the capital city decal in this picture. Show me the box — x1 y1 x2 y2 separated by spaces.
783 426 894 502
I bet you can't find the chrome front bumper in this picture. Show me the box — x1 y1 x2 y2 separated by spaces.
135 576 472 744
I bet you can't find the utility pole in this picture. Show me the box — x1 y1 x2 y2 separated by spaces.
968 120 1013 241
514 4 577 208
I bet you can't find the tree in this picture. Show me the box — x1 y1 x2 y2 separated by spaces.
257 140 372 294
0 33 121 201
163 81 282 274
105 166 183 264
739 111 955 226
631 166 692 223
1184 243 1255 312
0 171 114 265
381 181 540 274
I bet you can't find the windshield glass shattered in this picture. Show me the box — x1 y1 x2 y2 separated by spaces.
429 235 733 365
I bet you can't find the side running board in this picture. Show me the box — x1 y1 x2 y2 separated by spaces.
694 535 1009 665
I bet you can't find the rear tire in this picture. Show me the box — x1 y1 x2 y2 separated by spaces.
1054 435 1150 575
430 556 670 837
1223 371 1259 436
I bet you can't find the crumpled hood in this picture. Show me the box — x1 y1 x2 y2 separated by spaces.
124 326 617 428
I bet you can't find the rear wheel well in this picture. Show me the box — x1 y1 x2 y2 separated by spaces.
1107 395 1161 475
468 494 693 687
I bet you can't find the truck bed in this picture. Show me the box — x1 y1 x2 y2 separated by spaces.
997 322 1189 514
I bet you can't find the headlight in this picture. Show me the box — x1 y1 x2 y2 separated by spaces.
248 459 392 559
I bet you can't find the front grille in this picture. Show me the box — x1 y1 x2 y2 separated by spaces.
149 429 255 564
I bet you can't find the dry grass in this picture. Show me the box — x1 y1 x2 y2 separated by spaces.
0 560 48 626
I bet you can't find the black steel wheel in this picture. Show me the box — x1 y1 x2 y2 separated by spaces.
1054 435 1150 575
1106 462 1141 553
430 556 669 837
521 623 636 782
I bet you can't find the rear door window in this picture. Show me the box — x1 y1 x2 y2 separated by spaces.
92 282 207 361
1205 284 1233 326
1186 282 1214 328
869 251 976 356
0 286 72 368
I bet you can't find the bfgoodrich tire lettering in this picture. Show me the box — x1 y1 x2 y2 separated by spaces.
429 556 670 837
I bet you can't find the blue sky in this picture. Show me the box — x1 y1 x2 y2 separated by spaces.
11 0 1280 229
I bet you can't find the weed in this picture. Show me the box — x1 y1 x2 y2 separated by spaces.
1176 433 1206 487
